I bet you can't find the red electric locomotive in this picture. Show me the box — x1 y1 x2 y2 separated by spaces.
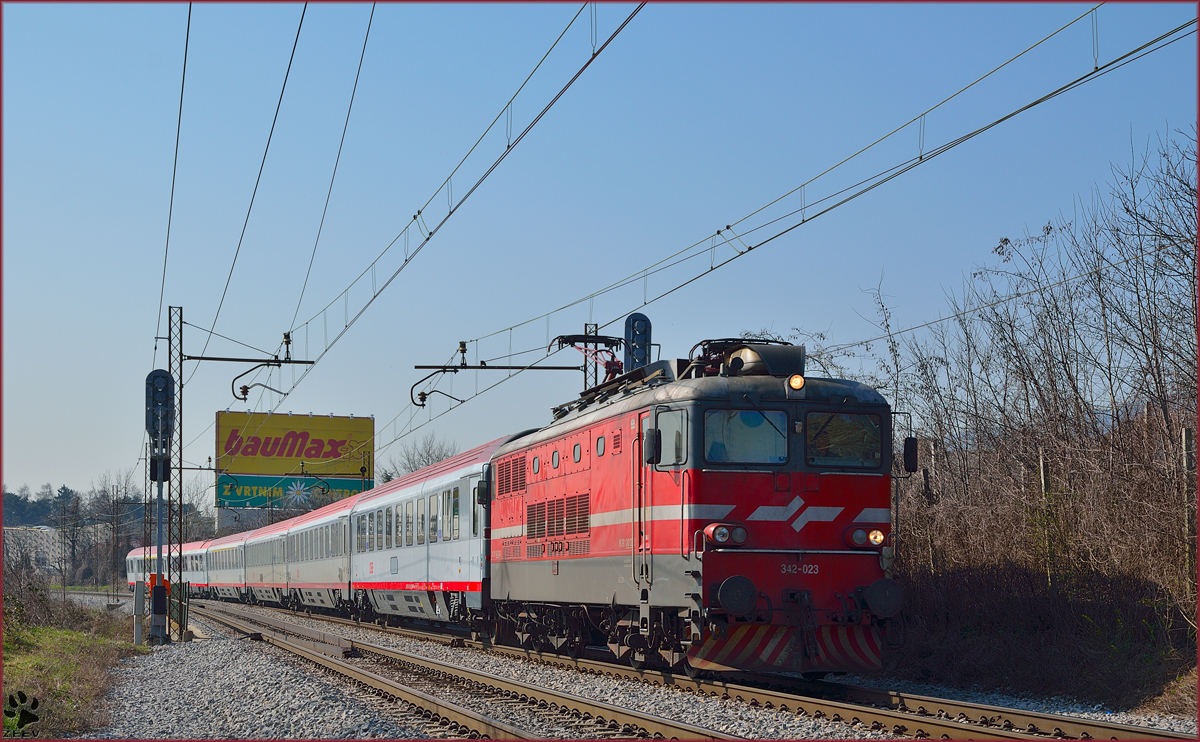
481 338 910 677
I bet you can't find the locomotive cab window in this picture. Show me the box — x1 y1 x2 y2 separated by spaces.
805 411 883 469
705 409 788 464
655 409 687 467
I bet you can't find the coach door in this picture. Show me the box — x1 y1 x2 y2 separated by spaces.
633 412 652 586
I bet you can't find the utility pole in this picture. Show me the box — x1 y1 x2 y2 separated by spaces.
168 307 184 641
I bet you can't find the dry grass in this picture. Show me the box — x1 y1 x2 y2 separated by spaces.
3 568 148 737
1134 668 1198 717
885 563 1195 709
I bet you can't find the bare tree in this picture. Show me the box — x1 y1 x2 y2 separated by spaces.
88 468 142 590
183 475 216 541
380 432 459 479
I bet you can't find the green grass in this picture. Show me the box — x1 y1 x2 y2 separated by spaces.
2 617 148 736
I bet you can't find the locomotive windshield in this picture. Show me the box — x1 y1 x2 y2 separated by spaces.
704 409 788 464
805 411 882 468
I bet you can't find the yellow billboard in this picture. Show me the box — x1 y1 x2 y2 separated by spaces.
216 411 374 478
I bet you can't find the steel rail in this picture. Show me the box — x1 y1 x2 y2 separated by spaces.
190 605 540 740
744 675 1198 741
197 602 738 740
206 601 1194 741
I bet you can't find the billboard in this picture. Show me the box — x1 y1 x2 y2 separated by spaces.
216 474 369 509
216 411 374 508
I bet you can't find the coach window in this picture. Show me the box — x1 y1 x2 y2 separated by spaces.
405 501 414 546
394 508 402 548
429 495 439 541
472 492 479 537
416 498 426 545
375 510 384 551
442 491 451 540
452 488 460 540
385 507 393 549
357 515 367 553
596 436 605 457
552 450 559 469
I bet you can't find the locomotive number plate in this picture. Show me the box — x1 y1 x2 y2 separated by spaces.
780 563 819 575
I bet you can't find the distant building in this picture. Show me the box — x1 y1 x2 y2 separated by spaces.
4 526 63 573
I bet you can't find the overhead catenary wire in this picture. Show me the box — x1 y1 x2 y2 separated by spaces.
823 238 1191 356
187 3 308 385
187 4 644 486
153 3 193 369
466 15 1196 350
182 321 278 357
289 3 376 331
197 4 610 476
267 3 646 410
173 12 1190 488
465 3 1113 350
362 16 1195 459
287 2 591 335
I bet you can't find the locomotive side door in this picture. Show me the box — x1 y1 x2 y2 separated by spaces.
633 412 652 586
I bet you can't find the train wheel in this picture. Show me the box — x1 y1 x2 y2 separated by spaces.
487 619 510 647
628 650 649 671
677 657 703 679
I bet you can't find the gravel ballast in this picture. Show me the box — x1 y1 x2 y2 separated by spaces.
79 616 432 739
229 605 899 740
837 674 1198 737
73 596 1195 739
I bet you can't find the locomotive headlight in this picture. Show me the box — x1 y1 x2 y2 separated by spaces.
868 529 885 546
787 374 806 390
713 526 732 543
731 526 748 544
850 528 868 546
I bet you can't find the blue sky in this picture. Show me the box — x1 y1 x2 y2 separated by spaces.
3 3 1195 496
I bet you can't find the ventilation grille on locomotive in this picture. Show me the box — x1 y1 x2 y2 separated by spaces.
526 493 589 539
496 455 527 497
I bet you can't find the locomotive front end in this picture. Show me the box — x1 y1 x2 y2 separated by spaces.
668 342 905 675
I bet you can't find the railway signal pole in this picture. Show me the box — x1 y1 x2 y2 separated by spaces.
145 367 174 644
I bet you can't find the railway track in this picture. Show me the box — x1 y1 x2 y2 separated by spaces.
192 602 736 740
217 601 1193 741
